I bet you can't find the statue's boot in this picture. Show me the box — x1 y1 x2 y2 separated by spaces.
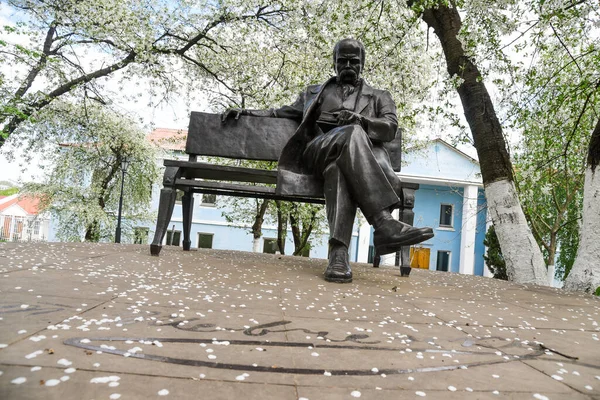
324 244 352 283
372 211 434 255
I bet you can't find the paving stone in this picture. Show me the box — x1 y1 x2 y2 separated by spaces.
0 242 598 399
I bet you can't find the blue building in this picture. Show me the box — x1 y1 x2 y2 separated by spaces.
358 139 488 276
144 129 490 277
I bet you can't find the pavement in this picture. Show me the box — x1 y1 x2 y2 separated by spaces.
0 242 598 400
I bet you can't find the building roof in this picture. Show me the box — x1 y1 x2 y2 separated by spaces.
0 194 43 215
147 128 187 151
431 138 479 164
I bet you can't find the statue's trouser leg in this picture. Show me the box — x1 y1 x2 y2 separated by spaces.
304 125 400 219
372 146 403 203
323 164 357 248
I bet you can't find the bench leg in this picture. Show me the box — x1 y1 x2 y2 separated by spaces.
150 186 178 255
373 254 381 268
182 191 194 251
399 187 417 277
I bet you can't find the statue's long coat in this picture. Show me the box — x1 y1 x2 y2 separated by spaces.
275 77 399 197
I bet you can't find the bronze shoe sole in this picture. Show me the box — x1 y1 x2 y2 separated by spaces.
374 230 434 255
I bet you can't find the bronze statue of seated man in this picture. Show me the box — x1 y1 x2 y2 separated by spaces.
223 38 434 283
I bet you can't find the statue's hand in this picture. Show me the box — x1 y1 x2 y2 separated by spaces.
336 110 363 126
221 108 244 123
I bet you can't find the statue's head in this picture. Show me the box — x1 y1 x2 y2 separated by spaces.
333 38 365 84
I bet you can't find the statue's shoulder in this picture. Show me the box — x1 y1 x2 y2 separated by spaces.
307 83 324 94
362 81 390 98
306 77 336 94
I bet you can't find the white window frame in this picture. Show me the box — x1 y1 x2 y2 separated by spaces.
439 203 454 229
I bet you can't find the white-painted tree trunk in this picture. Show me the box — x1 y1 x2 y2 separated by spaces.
564 167 600 293
547 264 555 287
252 237 261 253
485 179 548 285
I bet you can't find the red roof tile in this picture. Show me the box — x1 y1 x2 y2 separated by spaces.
0 195 42 215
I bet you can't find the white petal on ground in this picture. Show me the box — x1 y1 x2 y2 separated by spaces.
158 389 169 396
350 391 361 398
415 391 426 397
533 394 550 400
25 350 43 359
11 377 26 384
90 376 120 384
45 379 61 386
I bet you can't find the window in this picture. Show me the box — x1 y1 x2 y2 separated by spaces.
197 233 214 249
367 245 375 264
33 220 40 236
439 204 454 228
166 230 181 246
436 251 451 272
134 227 149 244
263 238 279 254
201 194 217 206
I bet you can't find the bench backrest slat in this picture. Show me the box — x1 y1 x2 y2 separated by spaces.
186 111 403 172
187 111 299 161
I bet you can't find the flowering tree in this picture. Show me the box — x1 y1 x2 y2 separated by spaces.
408 0 598 287
22 102 161 242
508 0 598 284
564 119 600 293
0 0 289 146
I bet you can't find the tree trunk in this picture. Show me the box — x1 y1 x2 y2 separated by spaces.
416 2 547 285
85 220 100 242
564 118 600 293
546 233 557 285
250 199 269 252
289 208 302 255
290 205 316 256
275 201 286 255
252 237 261 253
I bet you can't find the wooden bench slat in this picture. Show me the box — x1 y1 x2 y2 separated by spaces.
187 111 298 160
174 179 326 204
165 160 277 184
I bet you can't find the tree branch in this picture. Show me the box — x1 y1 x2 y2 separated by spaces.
1 51 137 145
13 22 57 100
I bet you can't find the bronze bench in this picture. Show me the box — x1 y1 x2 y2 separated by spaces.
150 111 418 276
